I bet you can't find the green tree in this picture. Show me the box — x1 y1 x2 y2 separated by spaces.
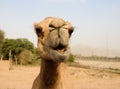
0 30 4 47
0 30 5 59
1 38 35 60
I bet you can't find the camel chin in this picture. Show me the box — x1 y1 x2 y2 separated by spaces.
49 45 70 62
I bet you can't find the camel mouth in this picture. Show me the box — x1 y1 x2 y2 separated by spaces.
53 44 67 53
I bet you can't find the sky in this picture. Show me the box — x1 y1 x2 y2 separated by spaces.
0 0 120 52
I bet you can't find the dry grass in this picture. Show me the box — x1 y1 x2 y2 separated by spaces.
74 59 120 74
0 60 120 89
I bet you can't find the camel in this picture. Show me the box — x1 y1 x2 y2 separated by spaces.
32 17 74 89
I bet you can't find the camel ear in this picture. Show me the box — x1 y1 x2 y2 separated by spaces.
34 23 43 38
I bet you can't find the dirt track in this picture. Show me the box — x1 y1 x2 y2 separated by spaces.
0 61 120 89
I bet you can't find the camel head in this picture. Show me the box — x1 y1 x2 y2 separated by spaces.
34 17 74 62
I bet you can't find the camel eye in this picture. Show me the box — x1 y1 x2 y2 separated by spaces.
35 27 44 38
68 27 74 35
35 27 42 35
36 27 42 33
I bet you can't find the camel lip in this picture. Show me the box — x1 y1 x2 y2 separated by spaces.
53 44 67 53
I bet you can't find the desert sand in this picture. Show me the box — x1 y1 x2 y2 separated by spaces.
0 61 120 89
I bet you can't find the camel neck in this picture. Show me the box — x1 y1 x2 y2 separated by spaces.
40 59 61 89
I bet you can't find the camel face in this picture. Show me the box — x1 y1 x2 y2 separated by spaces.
34 17 74 62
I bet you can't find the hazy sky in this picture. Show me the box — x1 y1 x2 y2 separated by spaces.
0 0 120 52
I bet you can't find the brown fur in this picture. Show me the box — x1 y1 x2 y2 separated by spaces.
32 17 74 89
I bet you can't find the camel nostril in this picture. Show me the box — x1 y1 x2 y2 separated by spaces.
49 24 55 28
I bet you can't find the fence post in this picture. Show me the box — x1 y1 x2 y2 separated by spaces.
0 55 3 61
9 50 13 70
14 55 18 66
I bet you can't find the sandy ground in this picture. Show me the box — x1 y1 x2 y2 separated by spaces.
0 61 120 89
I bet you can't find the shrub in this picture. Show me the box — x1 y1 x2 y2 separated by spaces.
67 54 75 62
18 49 34 65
